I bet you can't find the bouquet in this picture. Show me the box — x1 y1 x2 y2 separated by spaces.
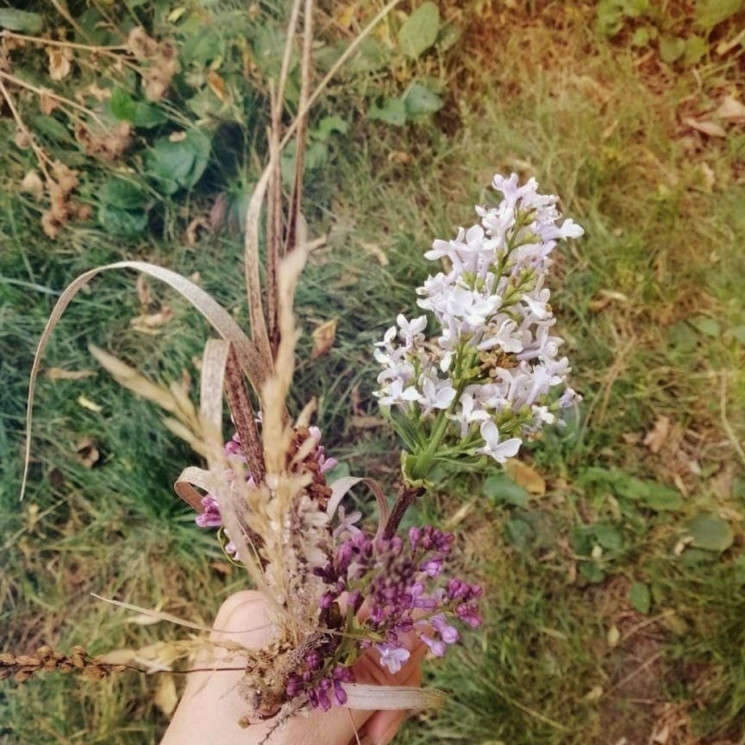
8 2 583 741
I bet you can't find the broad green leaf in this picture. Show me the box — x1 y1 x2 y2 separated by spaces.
595 0 627 37
690 316 721 337
404 83 444 116
684 36 708 64
146 130 211 195
436 22 462 51
695 0 744 29
506 518 534 553
134 102 167 129
629 581 651 614
686 514 734 552
101 179 147 211
98 205 148 237
398 2 441 59
643 483 683 512
631 27 653 46
660 36 686 63
110 89 137 122
593 524 623 551
348 37 390 73
180 27 223 66
483 474 529 507
368 97 408 127
580 562 606 584
0 9 43 33
314 115 349 140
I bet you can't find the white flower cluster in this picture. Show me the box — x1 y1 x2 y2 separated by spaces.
375 173 583 465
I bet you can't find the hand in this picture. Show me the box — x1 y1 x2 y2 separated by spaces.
161 591 424 745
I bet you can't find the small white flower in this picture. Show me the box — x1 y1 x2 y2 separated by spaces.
477 420 522 464
420 377 456 415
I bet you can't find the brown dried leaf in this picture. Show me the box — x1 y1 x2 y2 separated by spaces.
683 117 727 138
311 318 338 359
505 460 546 495
47 47 73 81
39 91 59 115
20 170 44 201
360 241 389 266
713 95 745 121
643 415 671 454
45 367 95 381
207 70 228 101
136 274 151 306
130 307 174 333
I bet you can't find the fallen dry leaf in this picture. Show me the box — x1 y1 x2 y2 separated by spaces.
185 216 210 246
683 117 726 138
46 367 96 381
39 90 59 115
360 241 389 266
77 395 103 412
505 460 546 495
130 307 174 333
207 70 228 101
713 95 745 122
644 415 671 454
388 151 413 165
311 318 338 359
20 170 44 201
350 415 386 429
136 274 152 306
47 47 73 81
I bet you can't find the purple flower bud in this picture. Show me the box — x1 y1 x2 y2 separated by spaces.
320 592 335 610
306 651 322 671
333 680 347 706
431 614 460 644
455 603 482 628
409 526 422 550
286 675 303 698
419 634 447 657
420 557 443 578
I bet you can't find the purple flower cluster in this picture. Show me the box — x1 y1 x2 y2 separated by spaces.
312 524 482 692
285 663 354 711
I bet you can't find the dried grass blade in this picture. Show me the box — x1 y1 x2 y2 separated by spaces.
284 0 314 255
343 684 447 710
199 339 230 470
225 347 265 481
244 165 274 366
20 261 267 501
174 466 216 511
91 594 213 632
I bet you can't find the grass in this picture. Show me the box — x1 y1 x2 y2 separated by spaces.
2 1 745 744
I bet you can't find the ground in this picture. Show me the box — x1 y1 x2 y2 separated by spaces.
1 2 744 744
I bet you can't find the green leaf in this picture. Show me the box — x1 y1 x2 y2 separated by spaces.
629 581 651 614
398 2 441 59
595 0 627 37
660 36 686 63
404 83 444 116
684 35 708 64
436 22 462 52
690 316 721 337
734 555 745 583
314 115 349 140
180 27 223 66
133 102 167 129
110 89 137 122
506 518 534 553
101 179 147 211
348 37 390 73
146 130 211 195
642 483 683 512
484 474 529 507
593 524 623 551
695 0 744 29
368 97 408 127
686 514 734 552
580 562 606 584
98 204 148 237
0 9 43 33
631 27 653 46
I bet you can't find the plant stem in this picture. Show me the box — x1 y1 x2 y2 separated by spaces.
382 482 425 539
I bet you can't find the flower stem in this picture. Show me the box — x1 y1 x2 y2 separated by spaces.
382 482 425 539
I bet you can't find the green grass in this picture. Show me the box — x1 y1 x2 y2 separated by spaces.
2 1 745 744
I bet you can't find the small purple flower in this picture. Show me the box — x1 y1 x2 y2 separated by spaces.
195 495 223 528
431 614 460 644
333 505 362 539
419 634 447 658
375 643 410 674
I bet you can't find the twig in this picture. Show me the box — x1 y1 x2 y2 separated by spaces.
0 70 107 127
0 76 52 180
0 31 128 54
383 483 426 539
